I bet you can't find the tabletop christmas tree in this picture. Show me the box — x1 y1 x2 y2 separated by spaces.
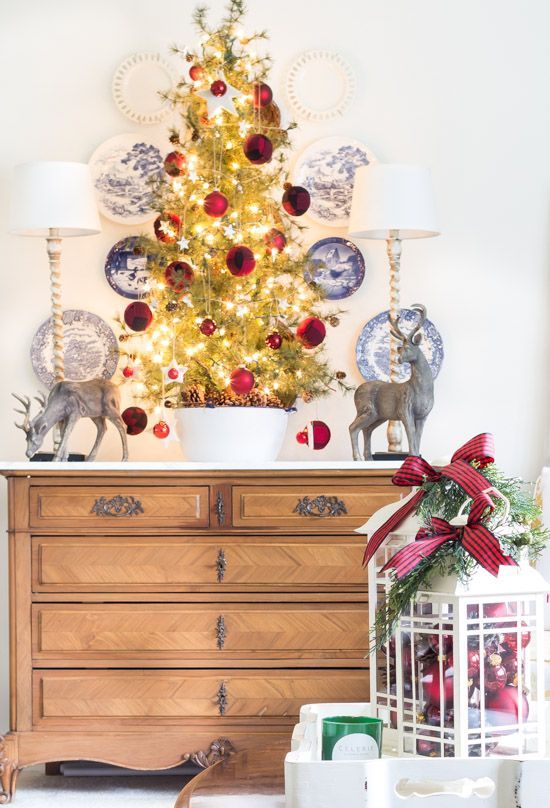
117 1 349 440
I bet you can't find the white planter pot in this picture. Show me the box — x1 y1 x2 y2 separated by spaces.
175 406 288 462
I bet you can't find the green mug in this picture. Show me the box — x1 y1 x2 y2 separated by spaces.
322 715 383 761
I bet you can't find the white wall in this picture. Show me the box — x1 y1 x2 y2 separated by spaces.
1 0 550 731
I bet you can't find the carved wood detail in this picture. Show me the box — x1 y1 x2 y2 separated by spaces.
182 737 236 769
91 495 144 517
0 735 19 804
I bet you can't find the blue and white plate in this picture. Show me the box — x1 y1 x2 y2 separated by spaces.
89 133 165 224
105 236 152 299
293 136 376 227
304 237 365 299
31 310 119 389
356 309 444 382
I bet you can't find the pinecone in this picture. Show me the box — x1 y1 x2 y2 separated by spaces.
336 371 347 380
181 384 205 406
302 391 314 404
329 315 340 327
246 389 267 407
169 132 181 145
265 393 285 408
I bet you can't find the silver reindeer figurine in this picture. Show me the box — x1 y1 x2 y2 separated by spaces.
13 379 128 462
349 304 434 461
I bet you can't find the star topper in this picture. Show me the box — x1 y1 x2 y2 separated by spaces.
162 361 188 384
197 73 242 118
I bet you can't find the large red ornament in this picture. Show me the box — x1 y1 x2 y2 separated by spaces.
428 629 453 656
210 79 227 97
264 228 286 253
311 420 331 450
164 151 187 177
226 245 256 276
243 133 273 165
199 318 217 336
124 302 153 332
485 685 529 726
282 184 311 216
153 420 170 439
122 406 148 436
165 261 194 293
501 625 531 652
230 367 254 395
296 317 326 348
422 659 454 706
189 64 204 81
253 82 273 108
204 190 229 218
154 212 182 243
265 332 282 350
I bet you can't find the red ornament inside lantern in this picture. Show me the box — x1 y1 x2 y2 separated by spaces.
164 151 187 177
252 82 273 108
189 64 204 81
422 659 454 707
428 628 453 656
124 302 153 332
485 664 508 693
282 184 311 216
165 261 194 293
154 212 182 243
296 316 326 348
265 332 282 350
122 406 148 436
485 685 529 726
153 420 171 439
501 624 531 652
210 79 227 97
204 190 229 218
229 367 254 395
199 318 217 336
243 133 273 165
226 245 256 276
264 228 286 253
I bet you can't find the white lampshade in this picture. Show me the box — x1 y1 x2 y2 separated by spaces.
9 161 101 237
348 163 439 240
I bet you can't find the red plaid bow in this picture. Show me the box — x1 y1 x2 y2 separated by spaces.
363 433 495 567
381 491 517 579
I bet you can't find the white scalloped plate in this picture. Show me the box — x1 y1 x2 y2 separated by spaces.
112 52 177 125
286 50 355 122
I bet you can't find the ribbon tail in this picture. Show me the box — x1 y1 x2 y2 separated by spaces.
363 489 425 567
462 525 518 577
381 534 450 580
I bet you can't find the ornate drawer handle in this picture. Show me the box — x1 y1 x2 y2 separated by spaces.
293 495 347 518
91 495 144 517
215 491 225 527
216 615 226 650
217 681 228 716
216 549 227 583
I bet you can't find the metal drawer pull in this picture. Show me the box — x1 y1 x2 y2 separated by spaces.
217 681 228 716
293 495 347 518
215 491 225 527
216 549 227 583
216 615 226 650
91 495 144 517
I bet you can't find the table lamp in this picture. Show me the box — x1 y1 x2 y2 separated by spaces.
9 161 101 386
348 163 439 455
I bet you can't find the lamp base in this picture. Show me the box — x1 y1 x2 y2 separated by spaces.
30 452 86 462
372 451 410 462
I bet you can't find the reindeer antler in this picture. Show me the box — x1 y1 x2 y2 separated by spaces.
388 310 408 343
34 391 47 410
408 304 427 345
12 393 32 435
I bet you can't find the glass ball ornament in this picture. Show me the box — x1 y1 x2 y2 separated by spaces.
154 212 182 243
199 318 217 336
122 406 148 436
282 183 311 216
264 228 286 253
189 64 204 81
253 82 273 108
265 332 282 350
485 685 529 726
210 79 227 97
122 366 134 379
226 245 256 276
243 133 273 165
296 429 308 445
167 367 180 380
164 261 194 293
501 625 531 652
310 420 331 450
153 420 170 439
485 664 508 693
230 367 254 395
204 190 229 218
164 151 187 177
422 658 454 707
296 316 326 348
124 302 153 332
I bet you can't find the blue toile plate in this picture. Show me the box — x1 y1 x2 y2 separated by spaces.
304 237 365 299
105 236 153 299
356 308 444 382
31 310 119 389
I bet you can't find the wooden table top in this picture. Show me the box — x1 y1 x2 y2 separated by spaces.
174 741 289 807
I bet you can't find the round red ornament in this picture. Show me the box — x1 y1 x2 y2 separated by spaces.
165 261 194 293
485 664 508 693
264 228 286 253
154 212 181 243
483 602 513 619
296 316 326 348
153 420 170 439
311 420 331 450
252 82 273 108
226 245 256 276
122 366 134 379
122 406 148 436
467 648 482 678
422 659 454 706
210 79 227 97
229 367 254 395
164 151 187 177
485 685 529 726
501 652 519 685
265 332 282 350
428 629 453 656
416 740 438 757
189 64 204 81
167 367 180 381
243 133 273 165
296 429 308 445
282 184 311 216
124 302 153 332
501 625 531 652
204 190 229 218
199 318 217 336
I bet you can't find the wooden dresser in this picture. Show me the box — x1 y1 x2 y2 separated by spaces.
0 464 401 802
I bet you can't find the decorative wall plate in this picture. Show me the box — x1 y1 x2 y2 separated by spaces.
304 237 365 300
89 133 165 224
112 52 177 125
355 308 444 382
31 310 119 389
286 50 355 122
293 136 376 227
105 236 152 299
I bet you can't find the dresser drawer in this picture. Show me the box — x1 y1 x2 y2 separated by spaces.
32 535 367 592
29 485 210 530
32 603 369 664
33 669 369 726
231 483 400 531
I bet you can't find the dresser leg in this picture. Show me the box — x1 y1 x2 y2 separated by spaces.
0 735 19 804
